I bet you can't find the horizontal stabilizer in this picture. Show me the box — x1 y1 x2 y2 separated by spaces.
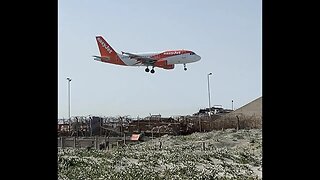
92 55 110 61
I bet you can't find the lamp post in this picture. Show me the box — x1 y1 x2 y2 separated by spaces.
232 100 234 111
67 77 72 132
207 73 212 116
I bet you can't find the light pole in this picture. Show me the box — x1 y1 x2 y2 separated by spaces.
232 100 234 111
67 77 72 132
207 73 212 116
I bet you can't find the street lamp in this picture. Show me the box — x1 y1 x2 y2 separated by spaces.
232 100 234 111
67 77 72 132
207 73 212 116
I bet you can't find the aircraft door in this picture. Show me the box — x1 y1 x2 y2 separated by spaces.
181 53 187 59
180 52 187 63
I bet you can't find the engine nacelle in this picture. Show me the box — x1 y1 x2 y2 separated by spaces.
154 60 174 69
163 64 174 69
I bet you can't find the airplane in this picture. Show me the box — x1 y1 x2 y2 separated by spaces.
93 36 201 73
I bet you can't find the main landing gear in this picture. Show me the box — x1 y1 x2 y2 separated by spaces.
145 66 155 74
183 64 187 71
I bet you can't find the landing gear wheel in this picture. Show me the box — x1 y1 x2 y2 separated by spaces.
145 68 150 72
183 64 187 71
150 69 155 73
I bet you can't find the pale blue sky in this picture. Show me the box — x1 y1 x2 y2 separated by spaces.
58 0 262 119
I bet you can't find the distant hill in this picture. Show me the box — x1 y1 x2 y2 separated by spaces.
230 97 262 117
213 97 262 129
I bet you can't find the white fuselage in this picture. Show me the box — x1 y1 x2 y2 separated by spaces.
118 51 201 66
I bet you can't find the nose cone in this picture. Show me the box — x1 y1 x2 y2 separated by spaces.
195 54 201 61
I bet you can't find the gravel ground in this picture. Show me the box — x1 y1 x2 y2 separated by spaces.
58 128 262 179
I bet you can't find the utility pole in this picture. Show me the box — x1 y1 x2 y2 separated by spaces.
207 73 212 116
67 77 72 133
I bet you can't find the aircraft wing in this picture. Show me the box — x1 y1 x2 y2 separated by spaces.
121 51 157 66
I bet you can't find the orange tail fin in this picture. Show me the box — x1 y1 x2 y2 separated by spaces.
95 36 125 65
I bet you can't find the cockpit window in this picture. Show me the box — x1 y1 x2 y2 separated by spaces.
190 52 195 55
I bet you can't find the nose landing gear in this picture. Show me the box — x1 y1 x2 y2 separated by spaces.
183 64 187 71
